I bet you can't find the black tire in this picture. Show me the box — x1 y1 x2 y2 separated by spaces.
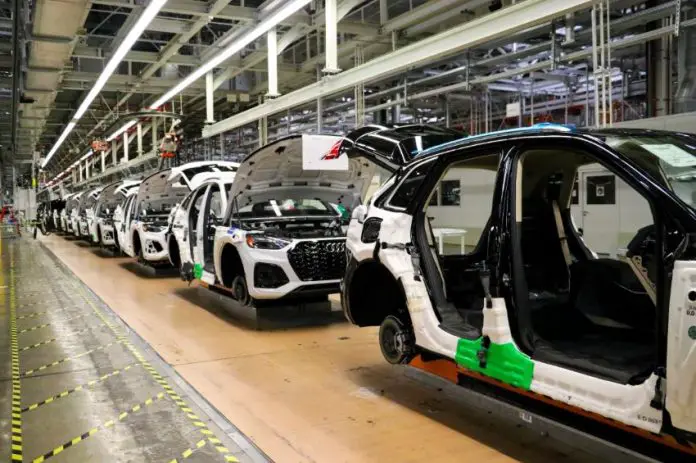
232 275 251 306
379 315 415 365
135 235 145 263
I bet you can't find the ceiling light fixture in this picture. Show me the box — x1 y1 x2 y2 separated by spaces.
41 0 170 168
149 0 311 109
106 120 137 141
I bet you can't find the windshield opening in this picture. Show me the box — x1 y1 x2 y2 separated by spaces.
598 132 696 209
236 197 342 221
183 165 238 181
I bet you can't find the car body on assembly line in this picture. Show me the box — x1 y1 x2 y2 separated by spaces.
77 186 105 241
122 161 239 265
168 174 238 278
341 123 696 449
93 180 141 249
115 187 139 253
56 193 75 232
63 192 84 235
209 134 394 305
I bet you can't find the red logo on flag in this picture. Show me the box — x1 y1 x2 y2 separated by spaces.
320 140 343 160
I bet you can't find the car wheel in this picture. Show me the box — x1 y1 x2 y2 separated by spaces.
232 275 251 306
379 315 415 365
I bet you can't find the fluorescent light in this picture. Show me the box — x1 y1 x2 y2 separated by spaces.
41 122 77 168
80 150 93 162
149 0 311 109
107 120 137 141
41 0 169 168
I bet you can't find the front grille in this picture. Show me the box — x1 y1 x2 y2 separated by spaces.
287 239 346 281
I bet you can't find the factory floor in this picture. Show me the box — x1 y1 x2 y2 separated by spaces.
2 232 600 462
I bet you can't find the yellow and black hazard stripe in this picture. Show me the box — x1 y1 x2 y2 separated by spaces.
18 312 94 335
20 337 57 352
168 439 207 462
17 310 48 320
32 392 165 463
8 244 23 461
18 321 51 335
23 363 141 412
19 324 107 352
71 281 240 462
21 339 126 377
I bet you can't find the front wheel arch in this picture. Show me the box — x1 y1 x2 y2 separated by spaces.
344 259 410 327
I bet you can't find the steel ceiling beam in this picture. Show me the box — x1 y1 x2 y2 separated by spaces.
203 0 595 138
90 0 308 24
211 0 366 91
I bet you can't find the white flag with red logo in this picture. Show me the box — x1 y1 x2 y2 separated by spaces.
302 134 348 171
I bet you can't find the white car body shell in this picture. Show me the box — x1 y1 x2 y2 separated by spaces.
95 180 141 247
211 135 375 300
124 161 240 263
77 187 104 240
169 175 237 270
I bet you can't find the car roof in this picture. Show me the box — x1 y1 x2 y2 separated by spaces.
413 124 696 159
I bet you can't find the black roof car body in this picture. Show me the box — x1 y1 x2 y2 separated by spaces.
345 125 696 227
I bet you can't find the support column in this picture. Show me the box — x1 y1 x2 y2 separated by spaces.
258 117 268 147
206 71 215 123
152 118 158 152
101 150 106 172
379 0 388 24
444 97 451 128
86 158 90 179
323 0 340 73
266 28 280 98
79 162 83 182
137 123 143 156
123 132 129 163
112 140 118 167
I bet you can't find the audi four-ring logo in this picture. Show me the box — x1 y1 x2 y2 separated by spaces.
323 242 345 253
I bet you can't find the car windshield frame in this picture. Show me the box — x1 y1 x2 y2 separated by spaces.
594 131 696 210
234 196 340 221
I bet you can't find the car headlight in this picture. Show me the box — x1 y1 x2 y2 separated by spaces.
245 234 291 250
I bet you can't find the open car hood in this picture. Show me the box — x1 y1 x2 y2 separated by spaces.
136 168 189 216
228 135 377 212
167 161 240 189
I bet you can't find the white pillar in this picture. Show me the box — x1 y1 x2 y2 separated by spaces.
86 158 90 179
72 169 77 184
137 123 144 156
323 0 340 74
112 140 118 167
206 71 215 123
123 132 129 162
379 0 388 24
152 118 158 151
79 162 83 182
266 28 280 97
101 150 106 172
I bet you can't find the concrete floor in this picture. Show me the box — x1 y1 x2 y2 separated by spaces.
0 234 265 463
0 232 610 462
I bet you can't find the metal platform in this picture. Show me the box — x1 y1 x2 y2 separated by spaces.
0 236 269 463
192 284 342 330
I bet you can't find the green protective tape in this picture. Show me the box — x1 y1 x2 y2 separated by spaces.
455 337 534 390
193 263 203 280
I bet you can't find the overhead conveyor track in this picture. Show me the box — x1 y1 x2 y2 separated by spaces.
0 235 267 463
